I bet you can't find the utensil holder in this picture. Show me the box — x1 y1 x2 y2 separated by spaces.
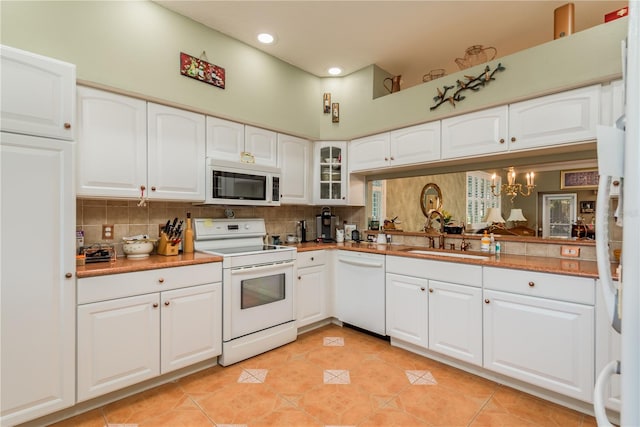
157 233 179 256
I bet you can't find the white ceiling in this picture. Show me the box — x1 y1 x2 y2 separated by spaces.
155 1 627 88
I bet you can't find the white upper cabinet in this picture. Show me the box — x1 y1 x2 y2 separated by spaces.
441 105 508 159
0 45 76 140
277 133 311 204
349 121 441 172
76 87 147 198
206 117 277 167
508 84 600 151
349 133 391 172
389 121 441 165
245 125 278 167
147 103 206 201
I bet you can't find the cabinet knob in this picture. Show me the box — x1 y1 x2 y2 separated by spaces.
528 281 535 287
511 137 516 142
153 303 159 308
420 287 426 292
151 186 157 191
342 196 346 200
140 185 146 191
164 301 170 306
499 138 505 144
298 276 301 280
158 278 165 283
429 288 434 293
390 156 395 161
63 122 71 129
65 272 73 279
612 180 620 187
310 257 314 261
484 298 490 304
384 157 388 161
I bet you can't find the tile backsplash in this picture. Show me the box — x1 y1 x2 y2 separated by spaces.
76 198 365 253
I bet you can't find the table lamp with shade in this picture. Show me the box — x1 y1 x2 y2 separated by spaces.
507 208 536 236
484 207 508 233
507 208 527 226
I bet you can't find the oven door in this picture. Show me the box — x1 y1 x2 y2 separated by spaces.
224 261 295 341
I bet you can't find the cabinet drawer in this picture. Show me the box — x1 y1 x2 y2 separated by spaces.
483 267 594 305
78 262 222 304
296 250 326 268
386 255 482 287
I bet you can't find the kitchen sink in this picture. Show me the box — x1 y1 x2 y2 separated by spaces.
407 250 490 260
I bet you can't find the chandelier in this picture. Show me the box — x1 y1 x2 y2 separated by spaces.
491 167 535 202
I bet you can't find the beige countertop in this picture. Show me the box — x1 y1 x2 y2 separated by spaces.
76 252 223 279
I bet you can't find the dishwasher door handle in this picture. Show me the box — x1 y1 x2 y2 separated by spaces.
338 257 384 269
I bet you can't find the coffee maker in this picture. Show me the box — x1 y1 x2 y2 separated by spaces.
316 207 337 242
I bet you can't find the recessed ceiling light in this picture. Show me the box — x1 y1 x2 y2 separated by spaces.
328 67 342 76
257 33 275 44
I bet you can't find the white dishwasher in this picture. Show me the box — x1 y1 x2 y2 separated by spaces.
335 250 386 335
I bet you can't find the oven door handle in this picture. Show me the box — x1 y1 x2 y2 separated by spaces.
338 257 384 269
230 261 295 275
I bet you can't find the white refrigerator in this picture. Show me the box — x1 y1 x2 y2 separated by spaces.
594 2 640 426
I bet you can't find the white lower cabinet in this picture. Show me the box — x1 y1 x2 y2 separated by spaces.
385 256 483 365
482 267 595 402
77 264 222 402
386 273 429 348
428 280 482 366
296 250 329 328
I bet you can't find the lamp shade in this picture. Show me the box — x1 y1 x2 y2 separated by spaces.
485 207 506 223
507 208 527 222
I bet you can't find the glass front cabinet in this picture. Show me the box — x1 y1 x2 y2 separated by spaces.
314 141 347 205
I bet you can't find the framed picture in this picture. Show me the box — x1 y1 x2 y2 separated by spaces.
180 52 225 89
323 93 331 114
332 103 340 123
560 168 599 189
580 201 595 213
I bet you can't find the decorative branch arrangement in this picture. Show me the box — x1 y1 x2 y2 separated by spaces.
430 63 505 110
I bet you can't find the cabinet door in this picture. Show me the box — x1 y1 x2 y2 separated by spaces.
314 142 348 205
348 133 390 172
508 85 600 151
1 133 75 426
205 116 244 161
245 125 277 167
0 45 75 140
441 105 508 159
76 87 147 198
483 289 594 401
385 273 429 348
296 265 327 328
77 293 160 402
277 134 311 204
147 103 205 201
161 283 222 373
390 121 441 166
428 280 482 366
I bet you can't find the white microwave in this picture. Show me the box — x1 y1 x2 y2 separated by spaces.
205 158 281 206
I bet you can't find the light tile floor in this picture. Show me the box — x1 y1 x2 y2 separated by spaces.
50 324 597 426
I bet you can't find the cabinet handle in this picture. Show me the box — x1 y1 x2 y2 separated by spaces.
298 276 302 280
390 156 394 161
342 197 346 200
420 287 426 292
612 180 620 187
140 185 146 191
63 122 71 129
158 278 165 283
499 138 505 144
511 137 516 142
310 257 314 261
429 288 434 293
164 301 170 306
484 298 490 304
151 186 156 191
153 303 159 308
384 157 388 161
528 281 535 287
65 272 73 278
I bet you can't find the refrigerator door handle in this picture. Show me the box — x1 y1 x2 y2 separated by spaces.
594 360 621 427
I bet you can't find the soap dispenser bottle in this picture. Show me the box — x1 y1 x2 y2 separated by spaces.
481 230 491 252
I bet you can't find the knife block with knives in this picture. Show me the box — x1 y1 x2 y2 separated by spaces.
157 217 182 256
